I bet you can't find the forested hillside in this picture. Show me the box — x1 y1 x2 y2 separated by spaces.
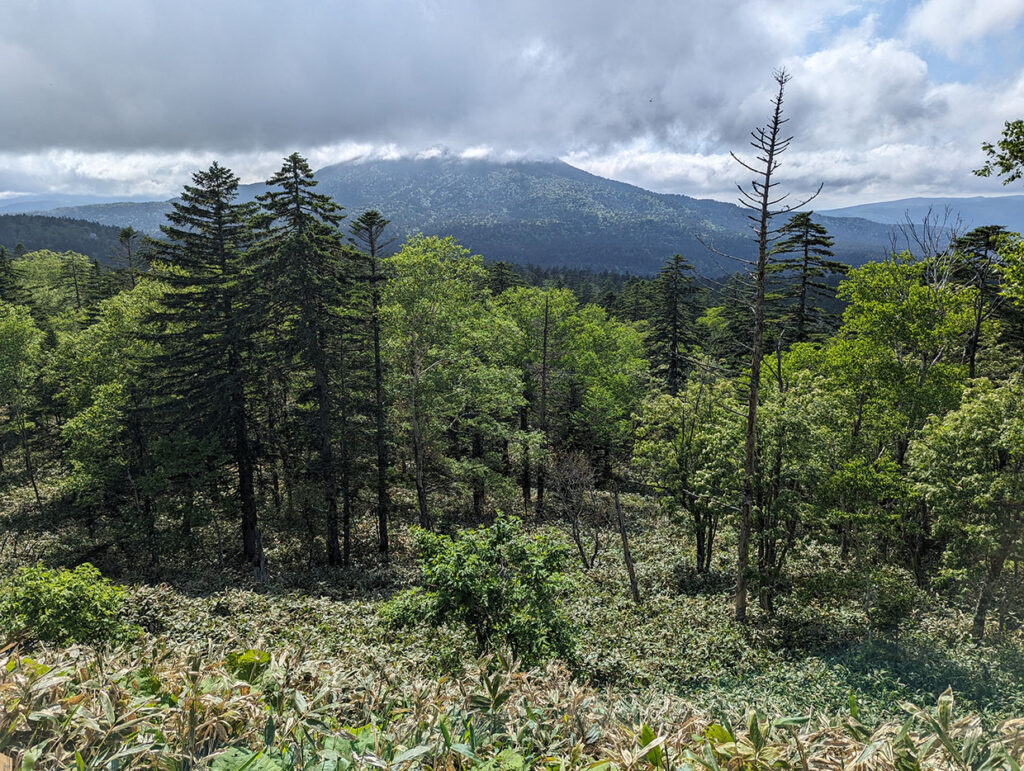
3 120 1024 767
33 157 899 274
0 214 124 262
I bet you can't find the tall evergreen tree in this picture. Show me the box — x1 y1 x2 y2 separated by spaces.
150 162 263 566
350 210 394 559
0 246 29 306
768 212 844 343
113 226 149 289
950 225 1007 377
649 255 697 393
254 153 356 566
486 261 524 295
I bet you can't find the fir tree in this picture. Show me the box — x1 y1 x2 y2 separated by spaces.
350 209 394 558
254 153 357 566
950 225 1007 377
649 255 697 393
768 211 845 343
150 162 263 566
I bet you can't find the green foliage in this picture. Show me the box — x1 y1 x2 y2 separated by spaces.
864 564 924 635
976 119 1024 186
0 563 135 646
384 515 574 664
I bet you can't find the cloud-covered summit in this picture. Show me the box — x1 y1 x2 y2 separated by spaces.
1 0 1022 206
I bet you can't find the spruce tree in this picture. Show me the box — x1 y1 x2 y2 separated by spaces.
768 212 844 342
950 225 1007 377
649 255 697 393
254 153 356 566
350 209 393 558
0 246 29 306
151 162 263 566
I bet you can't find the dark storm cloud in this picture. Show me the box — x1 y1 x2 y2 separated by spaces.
0 0 793 155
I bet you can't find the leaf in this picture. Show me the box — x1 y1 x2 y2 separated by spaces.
391 745 431 765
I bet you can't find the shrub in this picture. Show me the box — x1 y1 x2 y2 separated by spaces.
0 562 135 646
864 564 923 636
383 515 574 665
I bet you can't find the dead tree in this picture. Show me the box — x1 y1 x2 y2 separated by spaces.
731 69 820 623
549 450 602 568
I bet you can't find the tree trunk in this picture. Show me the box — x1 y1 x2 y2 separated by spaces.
372 284 390 558
535 297 550 517
972 547 1009 641
614 483 640 604
520 407 531 513
235 404 259 565
19 411 42 513
411 408 430 529
694 511 707 574
472 430 485 519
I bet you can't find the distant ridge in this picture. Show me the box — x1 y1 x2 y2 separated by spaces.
821 195 1024 235
22 157 905 274
0 214 124 262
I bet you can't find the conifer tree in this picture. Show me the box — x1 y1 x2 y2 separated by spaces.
151 162 263 566
254 153 356 566
350 210 393 558
486 261 524 295
0 246 29 306
768 212 844 342
649 255 697 393
113 226 148 289
950 225 1007 377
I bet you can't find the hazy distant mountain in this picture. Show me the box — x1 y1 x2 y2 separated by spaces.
821 196 1024 235
0 193 162 215
30 157 901 274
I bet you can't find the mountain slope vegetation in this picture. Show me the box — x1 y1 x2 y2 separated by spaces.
34 157 897 274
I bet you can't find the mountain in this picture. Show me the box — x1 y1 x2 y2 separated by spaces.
29 157 899 275
821 195 1024 235
0 214 124 262
0 193 161 215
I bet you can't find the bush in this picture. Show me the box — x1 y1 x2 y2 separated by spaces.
383 515 574 665
0 562 135 646
864 565 923 636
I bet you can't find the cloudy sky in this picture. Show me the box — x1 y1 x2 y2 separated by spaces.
1 0 1022 207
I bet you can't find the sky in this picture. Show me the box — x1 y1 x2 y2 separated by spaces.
1 0 1023 208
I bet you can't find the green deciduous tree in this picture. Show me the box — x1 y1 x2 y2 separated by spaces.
383 235 521 528
975 119 1024 185
910 378 1024 640
634 371 741 572
0 302 44 506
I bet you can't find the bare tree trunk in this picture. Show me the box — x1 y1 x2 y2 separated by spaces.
472 430 485 518
614 483 640 604
731 70 818 622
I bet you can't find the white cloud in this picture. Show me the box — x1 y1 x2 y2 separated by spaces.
906 0 1024 55
0 1 1021 205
